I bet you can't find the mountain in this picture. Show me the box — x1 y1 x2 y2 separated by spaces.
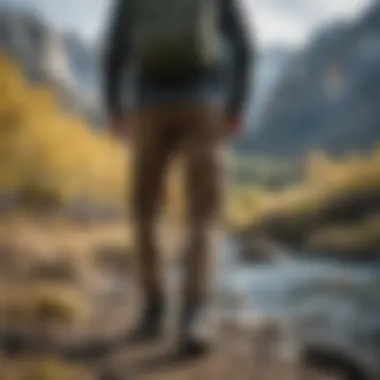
0 4 103 126
62 32 100 97
247 45 294 128
236 2 380 158
1 2 296 135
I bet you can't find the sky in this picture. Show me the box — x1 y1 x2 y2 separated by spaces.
4 0 374 49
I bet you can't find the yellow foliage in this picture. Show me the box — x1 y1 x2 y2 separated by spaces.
307 215 380 254
5 49 378 239
0 284 86 326
227 148 380 236
0 54 127 207
0 54 28 122
2 358 91 380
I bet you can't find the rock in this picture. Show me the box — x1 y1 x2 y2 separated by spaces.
237 2 380 157
0 4 103 128
238 234 289 264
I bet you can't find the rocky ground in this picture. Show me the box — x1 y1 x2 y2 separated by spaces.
0 272 349 380
0 219 355 380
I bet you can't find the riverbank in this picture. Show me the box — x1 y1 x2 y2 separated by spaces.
1 217 379 379
0 218 303 380
235 150 380 262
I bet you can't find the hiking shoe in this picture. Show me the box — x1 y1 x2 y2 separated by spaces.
178 303 217 358
127 297 165 343
62 298 165 361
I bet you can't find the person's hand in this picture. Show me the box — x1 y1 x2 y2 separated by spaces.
226 114 244 137
109 115 134 141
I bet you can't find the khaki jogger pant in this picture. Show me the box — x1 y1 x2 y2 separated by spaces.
130 103 228 306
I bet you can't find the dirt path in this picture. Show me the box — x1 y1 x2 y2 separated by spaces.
0 271 335 380
52 276 302 380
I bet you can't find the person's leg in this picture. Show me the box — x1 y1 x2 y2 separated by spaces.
130 106 179 340
59 107 178 359
179 104 228 354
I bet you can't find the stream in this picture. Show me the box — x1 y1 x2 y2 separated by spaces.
216 238 380 320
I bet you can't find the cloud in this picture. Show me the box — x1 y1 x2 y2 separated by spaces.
243 0 373 47
4 0 110 38
2 0 374 48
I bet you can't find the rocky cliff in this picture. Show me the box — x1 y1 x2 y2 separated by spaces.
0 4 103 126
236 2 380 157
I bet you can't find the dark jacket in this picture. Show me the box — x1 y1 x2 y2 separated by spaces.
103 0 254 119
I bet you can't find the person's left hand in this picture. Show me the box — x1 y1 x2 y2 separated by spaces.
226 114 244 137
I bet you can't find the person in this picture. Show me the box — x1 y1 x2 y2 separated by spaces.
102 0 254 356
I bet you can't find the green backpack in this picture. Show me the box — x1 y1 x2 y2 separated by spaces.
131 0 222 79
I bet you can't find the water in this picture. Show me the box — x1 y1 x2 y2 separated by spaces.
168 237 380 320
167 237 380 374
216 238 380 320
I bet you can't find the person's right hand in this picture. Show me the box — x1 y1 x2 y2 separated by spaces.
109 114 134 141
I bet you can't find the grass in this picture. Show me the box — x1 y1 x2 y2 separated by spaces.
3 149 379 263
0 218 96 329
0 283 87 327
1 149 379 263
236 148 380 259
0 213 183 341
229 153 301 187
1 358 92 380
307 215 380 257
0 215 133 279
93 242 133 276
